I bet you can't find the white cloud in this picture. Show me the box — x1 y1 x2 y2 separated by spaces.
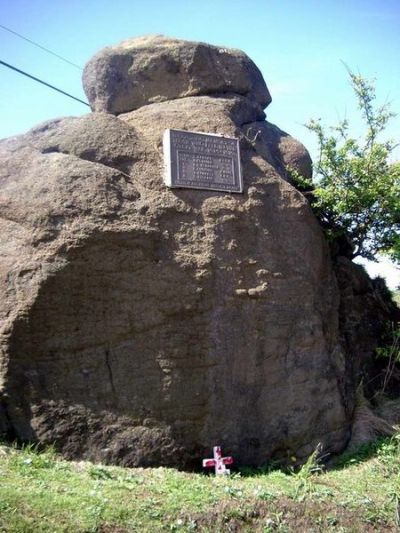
268 78 310 99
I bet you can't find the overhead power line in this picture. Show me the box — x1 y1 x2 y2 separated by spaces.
0 23 83 70
0 59 90 107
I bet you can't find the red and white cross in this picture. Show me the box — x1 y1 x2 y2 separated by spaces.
202 446 233 476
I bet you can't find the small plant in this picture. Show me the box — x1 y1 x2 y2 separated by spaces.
88 464 115 480
286 164 313 193
291 443 324 500
253 485 277 501
264 510 288 532
223 485 243 498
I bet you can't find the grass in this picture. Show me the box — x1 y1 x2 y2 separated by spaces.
0 436 399 532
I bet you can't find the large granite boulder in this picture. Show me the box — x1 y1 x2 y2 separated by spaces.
83 35 271 114
0 36 352 467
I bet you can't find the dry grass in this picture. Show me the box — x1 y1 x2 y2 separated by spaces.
347 391 396 450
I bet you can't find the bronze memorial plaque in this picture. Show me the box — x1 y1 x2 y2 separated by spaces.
163 129 243 193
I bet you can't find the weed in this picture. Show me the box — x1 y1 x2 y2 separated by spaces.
88 464 115 480
291 443 324 500
253 485 277 501
264 510 288 532
223 485 244 498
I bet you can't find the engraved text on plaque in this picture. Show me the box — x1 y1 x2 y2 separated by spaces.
163 129 243 193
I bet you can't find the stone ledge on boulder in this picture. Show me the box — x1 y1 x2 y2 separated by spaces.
83 35 271 114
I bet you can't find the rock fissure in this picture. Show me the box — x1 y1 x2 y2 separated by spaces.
0 396 14 440
104 348 117 400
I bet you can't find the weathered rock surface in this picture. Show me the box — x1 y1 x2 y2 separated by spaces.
83 35 271 114
0 37 352 468
242 120 313 182
333 256 399 398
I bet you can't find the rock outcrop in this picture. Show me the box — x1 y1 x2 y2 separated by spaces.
0 36 352 468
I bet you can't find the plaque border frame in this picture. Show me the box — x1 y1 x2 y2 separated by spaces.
163 128 243 193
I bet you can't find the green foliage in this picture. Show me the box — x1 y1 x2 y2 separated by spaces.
332 433 399 469
303 68 400 262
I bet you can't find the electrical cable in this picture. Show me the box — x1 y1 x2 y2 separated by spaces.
0 59 90 106
0 23 83 70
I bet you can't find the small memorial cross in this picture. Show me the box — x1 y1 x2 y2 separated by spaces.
202 446 233 476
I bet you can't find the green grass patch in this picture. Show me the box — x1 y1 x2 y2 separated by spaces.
0 436 399 531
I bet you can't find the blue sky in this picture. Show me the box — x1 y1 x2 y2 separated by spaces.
1 0 399 286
